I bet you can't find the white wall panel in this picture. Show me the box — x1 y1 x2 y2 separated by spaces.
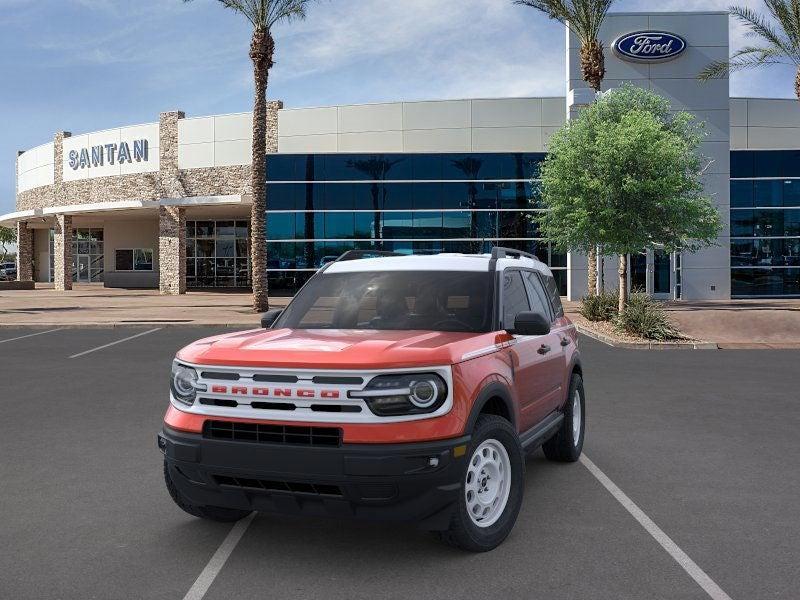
541 98 566 126
278 107 338 137
338 131 403 152
214 113 251 142
648 13 729 47
747 98 800 128
730 126 748 149
471 98 542 128
403 100 471 130
179 117 214 144
178 142 214 169
338 103 403 133
472 127 543 152
402 128 471 152
746 127 800 149
214 139 250 166
278 134 338 153
729 99 748 127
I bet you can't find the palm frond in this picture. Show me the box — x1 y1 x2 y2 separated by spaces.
764 0 800 46
515 0 616 43
730 5 800 64
699 46 788 80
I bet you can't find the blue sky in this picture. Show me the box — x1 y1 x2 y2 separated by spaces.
1 0 797 215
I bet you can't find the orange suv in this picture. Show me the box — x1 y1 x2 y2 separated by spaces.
159 248 584 551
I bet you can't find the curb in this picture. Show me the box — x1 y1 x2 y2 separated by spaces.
575 323 718 350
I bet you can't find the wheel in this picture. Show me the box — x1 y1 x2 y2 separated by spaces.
163 461 252 523
436 415 525 552
543 373 585 462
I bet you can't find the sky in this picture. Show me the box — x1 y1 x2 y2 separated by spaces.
0 0 797 216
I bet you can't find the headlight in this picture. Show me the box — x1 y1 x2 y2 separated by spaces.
170 362 206 406
349 373 447 416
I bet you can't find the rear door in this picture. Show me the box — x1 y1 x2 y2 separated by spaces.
500 269 561 432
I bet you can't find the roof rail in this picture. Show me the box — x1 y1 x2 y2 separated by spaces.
490 247 539 261
335 250 404 262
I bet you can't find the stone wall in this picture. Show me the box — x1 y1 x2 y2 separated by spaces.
158 206 185 295
53 214 73 291
16 221 33 281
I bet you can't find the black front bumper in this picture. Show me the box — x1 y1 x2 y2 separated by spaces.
159 426 470 530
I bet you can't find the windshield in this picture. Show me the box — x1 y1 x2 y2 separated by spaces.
275 270 494 333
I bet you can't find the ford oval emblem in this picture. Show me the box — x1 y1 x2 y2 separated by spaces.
613 31 687 62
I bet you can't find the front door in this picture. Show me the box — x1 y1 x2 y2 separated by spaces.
77 255 90 282
627 249 673 299
652 249 672 299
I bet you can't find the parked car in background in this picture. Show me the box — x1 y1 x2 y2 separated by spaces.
0 262 16 281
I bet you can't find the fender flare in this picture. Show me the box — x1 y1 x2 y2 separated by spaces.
465 381 517 433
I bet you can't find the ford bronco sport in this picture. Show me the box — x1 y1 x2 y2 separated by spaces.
159 248 585 551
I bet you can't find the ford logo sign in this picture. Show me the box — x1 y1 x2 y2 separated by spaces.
613 31 687 62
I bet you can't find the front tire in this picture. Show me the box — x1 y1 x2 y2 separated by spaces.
163 461 252 523
436 415 524 552
543 373 585 462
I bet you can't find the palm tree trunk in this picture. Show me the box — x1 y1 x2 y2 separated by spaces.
618 254 628 314
796 67 800 102
587 247 597 296
249 29 274 312
580 40 605 93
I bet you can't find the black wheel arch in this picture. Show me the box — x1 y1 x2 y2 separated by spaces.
465 381 517 433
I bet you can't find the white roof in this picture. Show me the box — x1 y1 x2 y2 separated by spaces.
324 253 552 276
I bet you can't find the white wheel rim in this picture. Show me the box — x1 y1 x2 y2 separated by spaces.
572 389 582 446
464 439 511 528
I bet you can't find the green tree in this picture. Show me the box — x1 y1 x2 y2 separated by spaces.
184 0 315 311
699 2 800 100
514 0 616 294
536 85 722 313
0 226 15 263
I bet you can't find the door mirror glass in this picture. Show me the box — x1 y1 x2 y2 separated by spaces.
509 311 550 336
260 309 283 329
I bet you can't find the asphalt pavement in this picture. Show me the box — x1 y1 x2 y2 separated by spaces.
0 327 797 600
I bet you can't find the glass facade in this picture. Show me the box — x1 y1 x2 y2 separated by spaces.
186 220 251 288
264 153 567 295
731 151 800 297
47 228 105 283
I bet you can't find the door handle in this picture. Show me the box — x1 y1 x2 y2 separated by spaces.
537 344 551 355
560 337 571 347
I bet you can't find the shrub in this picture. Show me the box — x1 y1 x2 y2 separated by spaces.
580 290 619 322
614 293 684 340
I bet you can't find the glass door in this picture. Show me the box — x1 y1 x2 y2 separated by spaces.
627 249 674 299
77 256 90 282
652 249 672 298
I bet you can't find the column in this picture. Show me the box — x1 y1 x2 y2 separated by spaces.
16 221 33 281
53 214 73 291
159 205 185 295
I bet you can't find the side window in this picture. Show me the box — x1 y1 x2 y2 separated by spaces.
522 271 553 322
542 273 565 319
502 271 531 329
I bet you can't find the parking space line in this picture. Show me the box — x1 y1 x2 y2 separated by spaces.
580 454 733 600
68 328 162 359
183 512 256 600
0 329 63 345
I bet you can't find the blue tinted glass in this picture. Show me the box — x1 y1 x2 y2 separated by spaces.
382 212 413 237
442 183 470 209
384 154 412 179
267 184 299 210
412 155 442 180
499 182 529 209
384 240 413 254
266 213 295 240
443 211 472 237
783 180 800 207
730 181 754 208
324 183 353 210
354 213 376 238
785 209 800 236
325 213 354 238
550 248 567 268
781 150 800 177
474 211 499 239
753 209 784 236
444 155 482 180
266 155 297 181
413 182 443 209
754 151 783 177
473 183 499 209
325 155 357 180
499 211 528 238
412 240 447 254
754 180 783 207
380 183 413 210
730 210 753 236
730 151 754 178
413 212 442 238
515 153 545 179
353 183 379 210
732 268 800 296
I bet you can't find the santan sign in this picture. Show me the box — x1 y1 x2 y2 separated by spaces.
613 31 687 62
68 139 149 170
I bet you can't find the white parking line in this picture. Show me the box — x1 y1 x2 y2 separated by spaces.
0 329 63 345
580 454 733 600
183 512 256 600
68 328 162 359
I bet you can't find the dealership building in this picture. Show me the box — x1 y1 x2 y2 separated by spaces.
4 10 800 299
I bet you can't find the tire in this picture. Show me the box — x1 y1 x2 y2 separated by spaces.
436 415 525 552
163 460 252 523
543 373 585 462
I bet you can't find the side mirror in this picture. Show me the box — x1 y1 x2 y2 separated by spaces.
509 311 550 336
260 309 283 329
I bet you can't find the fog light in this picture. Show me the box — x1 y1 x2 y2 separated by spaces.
428 457 439 468
157 434 167 452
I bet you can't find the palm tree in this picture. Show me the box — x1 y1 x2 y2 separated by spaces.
348 157 404 246
699 2 800 101
515 0 615 295
185 0 314 311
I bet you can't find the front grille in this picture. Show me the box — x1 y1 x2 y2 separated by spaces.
213 475 343 497
204 420 342 447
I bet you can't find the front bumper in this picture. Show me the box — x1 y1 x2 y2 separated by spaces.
159 426 470 530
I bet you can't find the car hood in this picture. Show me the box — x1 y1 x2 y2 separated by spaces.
176 327 508 370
